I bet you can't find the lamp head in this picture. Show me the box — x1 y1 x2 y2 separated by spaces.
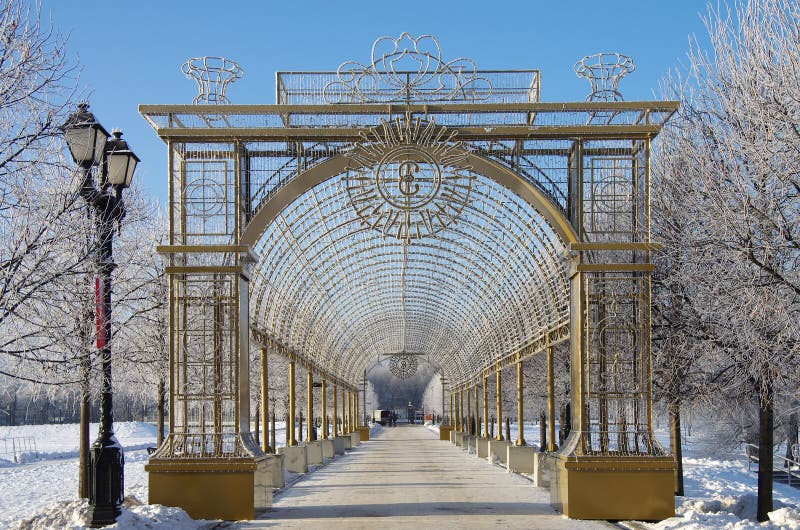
63 102 109 165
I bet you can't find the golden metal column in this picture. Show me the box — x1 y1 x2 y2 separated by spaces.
495 364 503 440
482 374 488 439
344 386 349 433
454 391 458 430
450 392 454 426
546 342 556 451
288 359 296 446
260 347 269 453
516 357 525 446
355 389 360 428
467 385 472 435
332 383 338 436
307 371 313 442
459 390 464 433
474 383 479 436
321 379 327 439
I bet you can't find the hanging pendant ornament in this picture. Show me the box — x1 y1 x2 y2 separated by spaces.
389 354 419 379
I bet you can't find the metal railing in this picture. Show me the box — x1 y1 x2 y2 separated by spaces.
745 443 800 486
0 436 39 463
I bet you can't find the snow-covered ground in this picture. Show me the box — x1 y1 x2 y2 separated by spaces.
431 421 800 529
2 421 799 529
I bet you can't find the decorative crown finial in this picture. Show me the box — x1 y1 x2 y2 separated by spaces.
324 33 492 104
574 52 635 102
181 56 243 104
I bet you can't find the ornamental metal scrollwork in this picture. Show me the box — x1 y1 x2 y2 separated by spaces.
324 33 492 103
344 116 474 241
389 354 418 379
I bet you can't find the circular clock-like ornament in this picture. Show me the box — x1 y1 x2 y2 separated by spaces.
345 117 474 241
389 354 418 379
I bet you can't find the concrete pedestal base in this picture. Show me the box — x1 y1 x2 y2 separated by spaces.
334 435 349 453
476 437 490 458
357 426 370 441
507 445 537 474
550 455 676 520
439 426 452 441
267 453 285 489
146 457 261 520
320 439 335 459
488 439 511 464
350 431 361 447
465 435 477 453
454 432 465 447
449 430 455 443
254 456 275 509
278 445 308 474
304 441 323 465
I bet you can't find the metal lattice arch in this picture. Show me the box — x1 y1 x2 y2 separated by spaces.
140 34 680 522
246 147 574 387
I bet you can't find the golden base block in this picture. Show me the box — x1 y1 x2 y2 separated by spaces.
356 426 370 441
550 455 675 521
145 458 260 521
439 426 452 440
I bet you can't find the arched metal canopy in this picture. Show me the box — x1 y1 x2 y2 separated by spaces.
249 155 572 386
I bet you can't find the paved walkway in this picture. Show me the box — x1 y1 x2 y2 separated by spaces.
236 424 614 529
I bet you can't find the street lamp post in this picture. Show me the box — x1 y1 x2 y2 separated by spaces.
64 103 139 527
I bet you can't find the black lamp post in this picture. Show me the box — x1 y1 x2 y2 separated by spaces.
63 103 139 527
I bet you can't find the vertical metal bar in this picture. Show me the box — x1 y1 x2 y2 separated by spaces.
459 390 465 433
483 374 488 439
333 383 338 437
516 357 525 446
495 364 503 440
260 347 269 453
321 379 327 439
288 359 296 446
307 370 313 442
467 385 472 435
474 382 480 436
547 341 556 451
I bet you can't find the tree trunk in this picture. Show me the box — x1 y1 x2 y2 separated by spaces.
505 417 511 442
9 390 17 426
298 413 303 442
270 411 276 453
254 402 260 445
757 377 774 522
669 397 684 496
785 404 798 467
157 378 165 447
78 357 90 499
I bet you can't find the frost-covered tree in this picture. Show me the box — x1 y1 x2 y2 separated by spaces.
654 0 800 520
0 0 87 381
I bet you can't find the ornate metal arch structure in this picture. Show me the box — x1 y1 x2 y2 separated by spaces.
140 34 679 522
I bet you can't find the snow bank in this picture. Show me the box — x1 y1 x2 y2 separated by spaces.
7 498 211 530
649 494 800 529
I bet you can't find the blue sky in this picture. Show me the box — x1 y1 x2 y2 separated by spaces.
41 1 710 204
